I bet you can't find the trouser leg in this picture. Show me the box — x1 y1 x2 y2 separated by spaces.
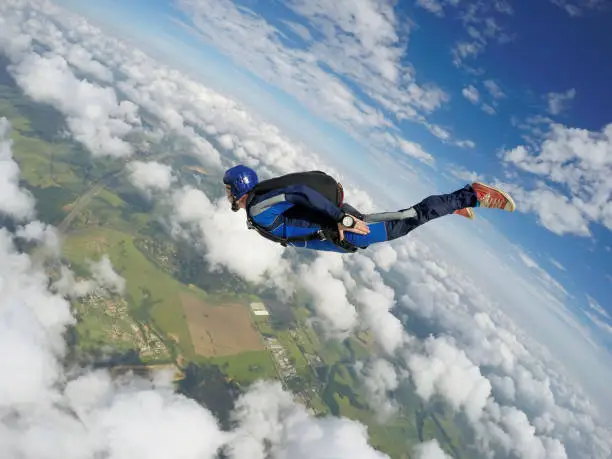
327 185 477 250
363 185 478 242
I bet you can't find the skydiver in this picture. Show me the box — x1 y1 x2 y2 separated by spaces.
222 165 516 253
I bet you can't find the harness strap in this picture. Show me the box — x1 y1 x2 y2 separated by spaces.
245 191 358 252
245 216 327 247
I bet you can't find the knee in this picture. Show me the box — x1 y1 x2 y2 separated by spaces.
386 219 416 240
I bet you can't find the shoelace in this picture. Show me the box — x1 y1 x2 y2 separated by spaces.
479 193 505 209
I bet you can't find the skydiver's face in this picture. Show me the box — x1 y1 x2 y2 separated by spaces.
225 185 242 212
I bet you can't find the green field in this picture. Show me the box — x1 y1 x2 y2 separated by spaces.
275 330 309 369
74 315 134 353
62 227 197 359
208 350 278 385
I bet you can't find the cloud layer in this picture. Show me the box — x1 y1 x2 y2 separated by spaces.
0 119 390 459
0 220 390 458
174 0 477 159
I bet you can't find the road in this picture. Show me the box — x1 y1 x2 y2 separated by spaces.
57 151 174 234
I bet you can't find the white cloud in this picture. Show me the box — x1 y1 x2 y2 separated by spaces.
501 122 612 236
550 0 606 16
355 286 405 354
285 0 403 82
299 253 359 337
447 4 514 69
355 358 400 422
447 165 484 183
170 186 291 287
64 42 114 83
452 40 485 67
546 89 576 115
462 85 480 104
494 0 515 14
549 258 566 272
15 220 62 259
127 160 177 194
68 376 227 459
550 0 580 16
497 181 591 236
425 122 475 149
426 123 451 141
0 1 225 168
9 53 140 157
517 250 538 268
489 374 517 402
4 0 366 181
172 0 461 154
175 0 392 134
455 139 476 149
0 117 36 221
414 0 467 18
52 265 100 298
228 380 390 459
517 250 568 299
286 0 450 113
474 403 569 459
88 254 126 295
586 295 611 320
397 137 435 166
0 229 74 408
413 440 452 459
584 310 612 335
281 20 313 42
371 245 397 272
512 115 557 148
484 79 506 99
416 0 445 16
390 234 612 458
482 103 496 115
582 295 612 335
405 336 492 423
52 254 126 298
351 254 406 354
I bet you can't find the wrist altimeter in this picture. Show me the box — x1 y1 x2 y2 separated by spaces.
340 213 356 228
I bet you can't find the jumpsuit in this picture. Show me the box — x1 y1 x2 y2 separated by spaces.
247 184 479 253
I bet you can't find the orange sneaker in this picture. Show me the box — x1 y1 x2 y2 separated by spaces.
471 182 516 212
453 208 475 219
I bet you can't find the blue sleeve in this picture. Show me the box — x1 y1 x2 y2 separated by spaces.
283 185 343 221
251 201 293 228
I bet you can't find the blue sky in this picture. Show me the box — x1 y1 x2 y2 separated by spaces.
56 0 612 352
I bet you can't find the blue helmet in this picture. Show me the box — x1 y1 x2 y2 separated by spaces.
223 164 258 199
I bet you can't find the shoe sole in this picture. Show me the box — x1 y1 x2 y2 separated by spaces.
473 182 516 212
